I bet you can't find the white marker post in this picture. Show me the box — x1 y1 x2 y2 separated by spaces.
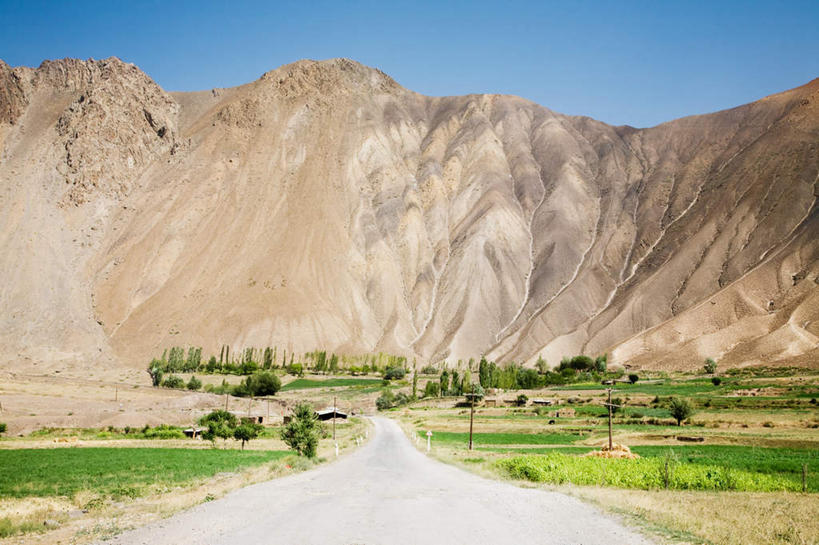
426 430 432 453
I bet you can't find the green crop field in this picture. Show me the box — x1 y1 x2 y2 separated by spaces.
280 378 383 391
418 430 586 445
494 451 811 492
0 448 288 499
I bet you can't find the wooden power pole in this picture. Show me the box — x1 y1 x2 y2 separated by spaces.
468 383 476 450
607 387 613 450
602 382 622 450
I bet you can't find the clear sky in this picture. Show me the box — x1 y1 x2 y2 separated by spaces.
1 0 817 127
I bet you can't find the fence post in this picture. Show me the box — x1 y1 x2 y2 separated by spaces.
803 464 808 493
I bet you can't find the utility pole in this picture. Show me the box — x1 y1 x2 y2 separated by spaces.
468 383 475 451
602 381 621 450
607 387 613 450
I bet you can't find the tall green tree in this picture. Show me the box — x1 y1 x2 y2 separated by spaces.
281 403 321 458
439 369 450 397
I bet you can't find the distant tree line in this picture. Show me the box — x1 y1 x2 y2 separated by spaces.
148 345 410 379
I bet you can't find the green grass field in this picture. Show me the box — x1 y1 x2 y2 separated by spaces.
495 452 805 491
0 448 288 499
419 430 586 445
280 377 382 391
472 443 818 490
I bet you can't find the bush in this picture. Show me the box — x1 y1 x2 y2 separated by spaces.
464 384 485 403
199 410 238 442
515 394 529 407
628 374 639 384
669 397 694 426
142 424 185 440
187 376 202 391
376 390 396 411
286 363 304 376
147 361 164 387
244 371 281 397
383 366 406 381
420 365 438 375
423 381 440 397
0 423 6 435
281 403 321 457
711 376 722 386
162 375 185 389
517 369 540 389
704 358 718 374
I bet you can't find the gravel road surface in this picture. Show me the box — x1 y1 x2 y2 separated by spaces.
101 417 654 545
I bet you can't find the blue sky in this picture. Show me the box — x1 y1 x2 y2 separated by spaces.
1 0 817 127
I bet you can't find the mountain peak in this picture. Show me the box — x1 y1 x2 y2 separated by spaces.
258 57 403 97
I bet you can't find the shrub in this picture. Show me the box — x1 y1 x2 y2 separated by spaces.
0 423 6 435
711 376 722 386
383 366 406 381
669 397 694 426
142 424 185 440
628 374 639 384
187 376 202 391
515 394 529 407
281 403 321 458
244 371 281 397
704 358 718 374
233 422 263 450
199 410 239 442
420 365 438 374
376 390 396 411
517 369 540 389
465 384 485 403
147 360 164 387
286 363 303 376
423 381 440 397
162 375 185 389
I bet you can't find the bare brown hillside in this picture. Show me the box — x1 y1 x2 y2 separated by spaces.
0 57 816 373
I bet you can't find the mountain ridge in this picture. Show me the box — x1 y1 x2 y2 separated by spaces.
0 57 816 374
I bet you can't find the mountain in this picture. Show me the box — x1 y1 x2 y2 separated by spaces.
0 57 816 373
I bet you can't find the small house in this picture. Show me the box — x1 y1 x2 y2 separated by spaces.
315 407 348 421
532 399 553 406
552 408 576 418
484 398 498 407
183 426 206 439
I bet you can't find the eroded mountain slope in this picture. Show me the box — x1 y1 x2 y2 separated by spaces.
0 57 816 372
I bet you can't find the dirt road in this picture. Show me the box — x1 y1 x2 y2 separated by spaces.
101 418 654 545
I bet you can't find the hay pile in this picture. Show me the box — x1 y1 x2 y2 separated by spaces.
583 443 640 459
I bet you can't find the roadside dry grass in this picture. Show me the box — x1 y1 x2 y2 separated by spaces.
569 487 819 545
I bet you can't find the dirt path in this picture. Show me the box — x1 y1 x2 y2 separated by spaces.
100 418 654 545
